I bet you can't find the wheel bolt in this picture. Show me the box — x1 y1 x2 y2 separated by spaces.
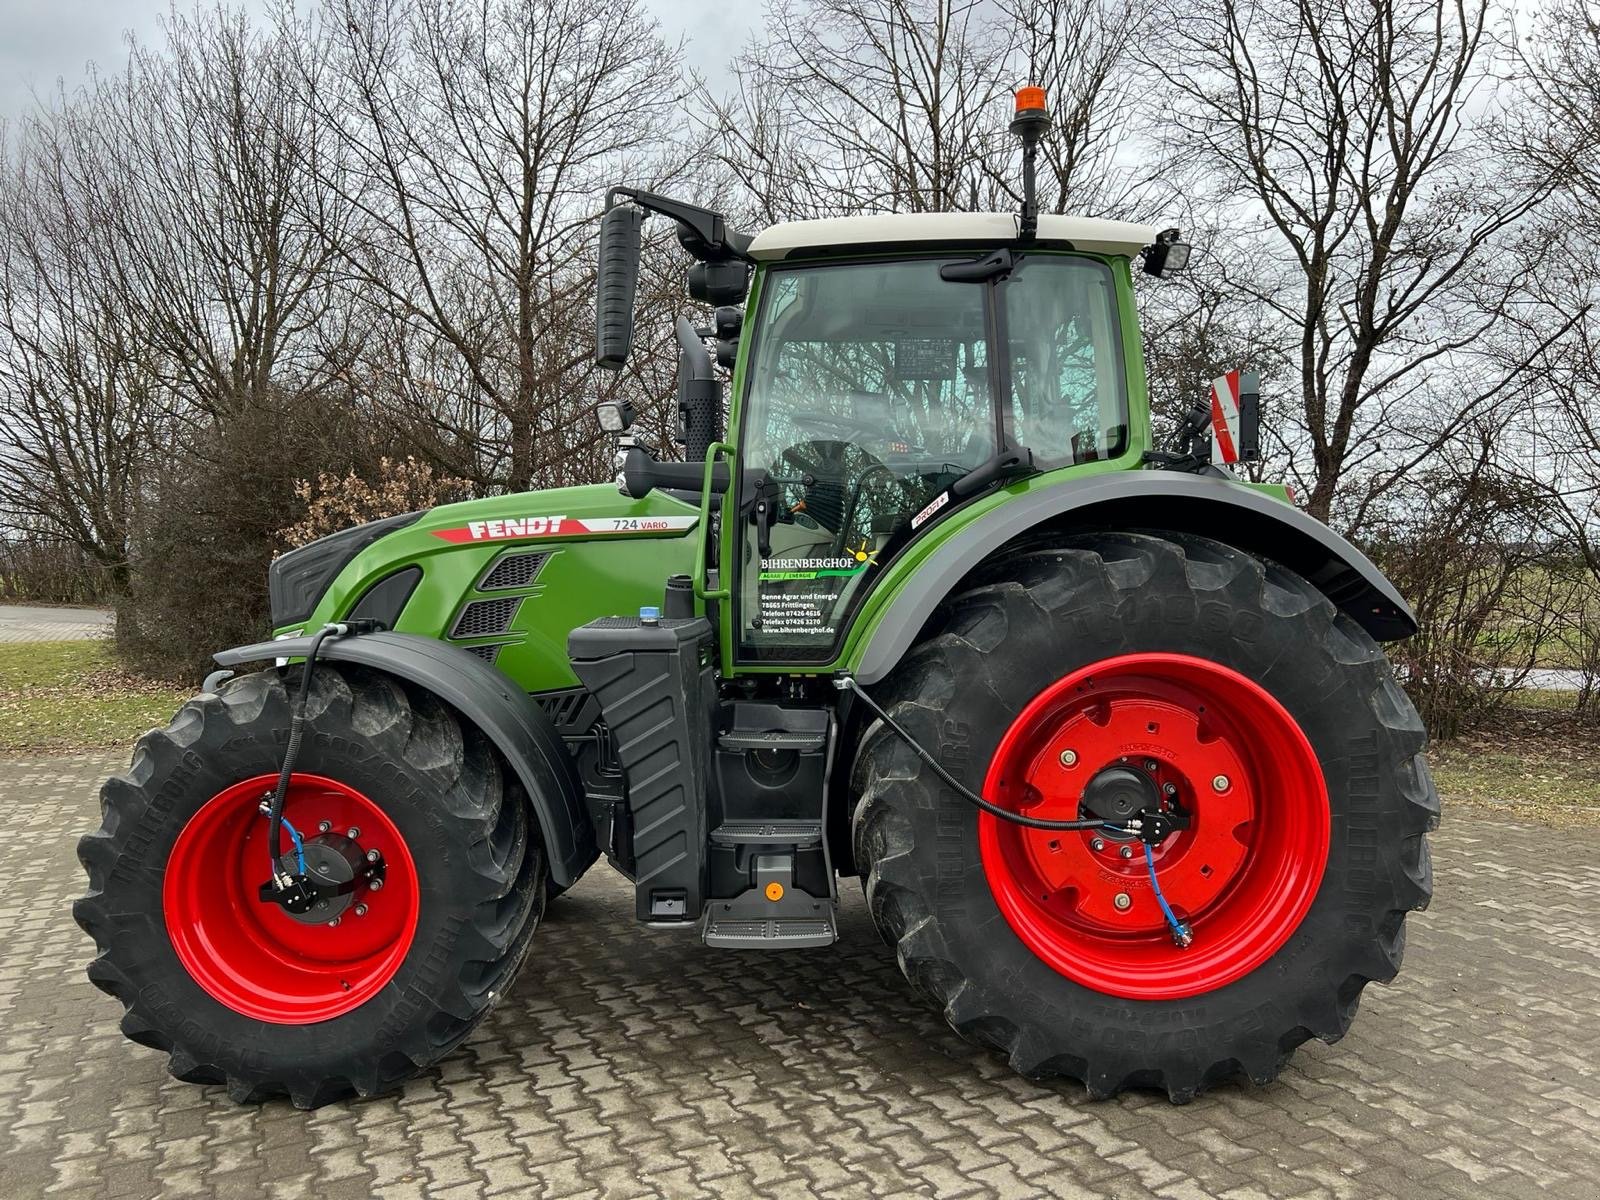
1113 892 1132 911
347 827 361 839
366 849 381 862
369 878 383 892
1059 749 1078 767
1090 837 1105 852
1212 775 1230 793
1119 845 1133 860
1163 783 1178 797
318 820 332 833
328 917 341 927
354 904 368 917
1144 759 1159 773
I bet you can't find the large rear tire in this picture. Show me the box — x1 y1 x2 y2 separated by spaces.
75 664 545 1108
851 531 1438 1101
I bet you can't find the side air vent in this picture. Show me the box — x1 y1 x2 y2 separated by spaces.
450 596 522 639
461 642 503 665
479 550 551 591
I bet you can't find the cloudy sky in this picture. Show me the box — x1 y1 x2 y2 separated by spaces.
1 1 758 124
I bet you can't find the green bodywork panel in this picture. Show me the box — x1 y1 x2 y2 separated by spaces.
278 249 1290 692
275 485 699 692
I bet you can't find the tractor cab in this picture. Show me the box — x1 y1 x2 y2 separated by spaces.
592 199 1189 672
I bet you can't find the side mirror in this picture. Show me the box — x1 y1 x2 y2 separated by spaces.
1142 228 1192 279
595 203 643 369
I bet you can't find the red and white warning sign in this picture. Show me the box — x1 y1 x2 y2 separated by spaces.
1209 369 1243 465
432 514 698 543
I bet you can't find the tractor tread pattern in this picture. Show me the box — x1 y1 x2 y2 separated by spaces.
852 531 1436 1102
75 665 545 1109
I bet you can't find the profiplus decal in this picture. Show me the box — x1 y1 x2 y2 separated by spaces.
432 514 698 543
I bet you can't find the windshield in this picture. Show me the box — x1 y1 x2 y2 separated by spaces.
736 253 1128 662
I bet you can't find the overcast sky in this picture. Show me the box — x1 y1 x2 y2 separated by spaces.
0 1 758 125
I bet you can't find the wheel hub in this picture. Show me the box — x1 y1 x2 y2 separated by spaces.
259 829 387 925
1078 764 1157 826
980 652 1330 1001
164 773 419 1023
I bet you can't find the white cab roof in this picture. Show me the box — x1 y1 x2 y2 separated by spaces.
745 211 1162 261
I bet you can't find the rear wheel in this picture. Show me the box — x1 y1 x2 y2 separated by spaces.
75 665 545 1108
852 531 1438 1101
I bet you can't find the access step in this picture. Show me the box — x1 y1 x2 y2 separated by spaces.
701 912 837 949
699 847 838 950
716 728 827 753
709 820 823 848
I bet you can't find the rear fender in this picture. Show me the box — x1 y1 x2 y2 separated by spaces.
213 631 596 886
853 472 1415 685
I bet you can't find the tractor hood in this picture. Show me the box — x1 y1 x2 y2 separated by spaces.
270 483 702 691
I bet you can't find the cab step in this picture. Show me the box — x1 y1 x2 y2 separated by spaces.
709 820 823 848
699 847 837 950
701 912 837 949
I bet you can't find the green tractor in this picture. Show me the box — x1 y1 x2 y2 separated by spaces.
76 90 1436 1108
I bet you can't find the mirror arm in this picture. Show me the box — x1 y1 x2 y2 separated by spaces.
621 445 731 500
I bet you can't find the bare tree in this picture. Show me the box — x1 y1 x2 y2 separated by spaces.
698 0 1017 219
75 7 358 424
1142 0 1554 524
0 104 163 590
308 0 687 492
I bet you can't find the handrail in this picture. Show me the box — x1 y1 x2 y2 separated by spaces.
694 442 735 601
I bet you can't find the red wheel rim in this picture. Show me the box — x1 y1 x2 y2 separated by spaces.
164 773 420 1023
980 653 1329 1001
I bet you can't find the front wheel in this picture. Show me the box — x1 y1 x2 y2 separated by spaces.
851 531 1438 1101
75 665 545 1107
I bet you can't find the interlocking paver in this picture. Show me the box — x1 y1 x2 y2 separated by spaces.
1 751 1598 1199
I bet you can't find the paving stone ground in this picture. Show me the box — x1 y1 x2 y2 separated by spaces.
0 606 113 643
2 752 1597 1200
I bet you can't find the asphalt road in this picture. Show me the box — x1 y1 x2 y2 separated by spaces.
0 605 113 643
2 752 1598 1199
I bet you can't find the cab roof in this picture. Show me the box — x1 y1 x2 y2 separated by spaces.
745 211 1162 262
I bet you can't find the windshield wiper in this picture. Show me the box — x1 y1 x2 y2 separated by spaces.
939 249 1015 284
949 446 1036 498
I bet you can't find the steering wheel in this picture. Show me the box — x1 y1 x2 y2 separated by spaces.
775 438 901 556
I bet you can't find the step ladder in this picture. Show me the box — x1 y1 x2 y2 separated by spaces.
700 821 837 949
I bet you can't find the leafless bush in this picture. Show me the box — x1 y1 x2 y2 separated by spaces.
281 456 472 548
1367 432 1566 739
0 538 107 604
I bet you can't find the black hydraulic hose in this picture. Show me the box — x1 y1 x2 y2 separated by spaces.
263 621 382 887
836 676 1117 833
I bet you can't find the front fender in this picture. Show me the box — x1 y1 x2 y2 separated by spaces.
852 472 1415 685
213 631 596 886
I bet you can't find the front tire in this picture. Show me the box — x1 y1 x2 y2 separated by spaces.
851 532 1438 1101
75 665 545 1108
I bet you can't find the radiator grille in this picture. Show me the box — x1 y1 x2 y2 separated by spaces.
479 550 550 591
450 596 522 639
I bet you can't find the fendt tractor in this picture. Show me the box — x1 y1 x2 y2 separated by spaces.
77 89 1437 1108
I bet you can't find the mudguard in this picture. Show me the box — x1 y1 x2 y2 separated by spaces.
213 631 596 886
853 471 1416 685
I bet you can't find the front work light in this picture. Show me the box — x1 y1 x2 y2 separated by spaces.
595 398 637 432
